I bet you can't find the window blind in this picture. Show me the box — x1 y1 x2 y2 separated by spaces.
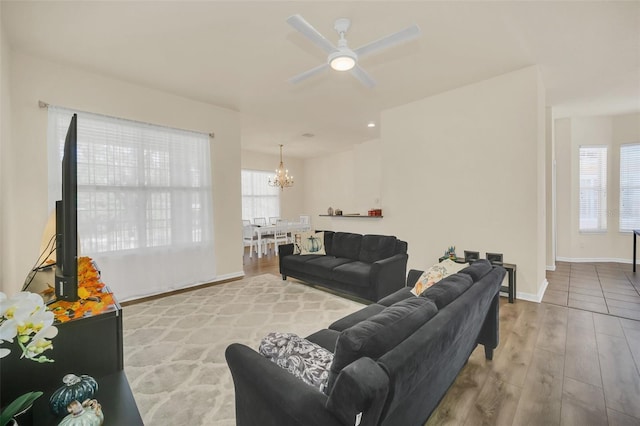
241 169 280 221
47 106 216 301
620 143 640 232
579 146 607 232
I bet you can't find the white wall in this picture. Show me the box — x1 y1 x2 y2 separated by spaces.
2 51 242 297
0 5 9 292
240 150 305 222
304 139 384 234
381 66 547 300
546 108 556 270
555 113 640 262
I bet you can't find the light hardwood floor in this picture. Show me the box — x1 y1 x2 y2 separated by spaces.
243 250 640 425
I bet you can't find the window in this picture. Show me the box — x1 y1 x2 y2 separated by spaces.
241 170 280 221
620 143 640 232
48 106 216 300
579 146 607 232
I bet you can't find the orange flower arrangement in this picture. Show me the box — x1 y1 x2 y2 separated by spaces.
49 257 114 323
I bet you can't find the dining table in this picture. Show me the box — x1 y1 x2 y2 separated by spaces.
253 221 310 258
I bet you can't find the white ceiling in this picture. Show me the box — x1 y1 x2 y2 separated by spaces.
3 1 639 158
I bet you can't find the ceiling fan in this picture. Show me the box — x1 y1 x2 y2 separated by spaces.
287 14 420 88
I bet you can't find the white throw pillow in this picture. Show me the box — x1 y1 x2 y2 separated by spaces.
410 259 468 295
293 231 326 255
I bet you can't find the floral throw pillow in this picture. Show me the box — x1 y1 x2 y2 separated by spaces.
410 259 468 295
293 231 326 255
259 332 334 394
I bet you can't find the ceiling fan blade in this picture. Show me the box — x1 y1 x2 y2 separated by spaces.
354 24 420 58
287 14 337 54
350 65 376 88
289 63 329 84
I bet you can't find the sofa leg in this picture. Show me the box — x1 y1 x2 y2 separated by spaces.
282 275 287 281
484 346 493 360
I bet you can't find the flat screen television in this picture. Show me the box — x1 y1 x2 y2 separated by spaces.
54 113 79 301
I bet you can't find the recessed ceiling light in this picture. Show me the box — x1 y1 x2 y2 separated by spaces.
367 122 376 128
302 133 315 138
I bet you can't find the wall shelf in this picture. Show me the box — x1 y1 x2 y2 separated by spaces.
319 215 383 218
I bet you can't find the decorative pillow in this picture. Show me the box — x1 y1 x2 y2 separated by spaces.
410 259 468 295
293 231 326 255
259 332 334 394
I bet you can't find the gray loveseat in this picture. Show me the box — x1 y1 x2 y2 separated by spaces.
278 231 408 302
226 259 506 426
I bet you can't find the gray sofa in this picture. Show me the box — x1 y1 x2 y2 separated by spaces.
278 231 408 302
226 259 506 426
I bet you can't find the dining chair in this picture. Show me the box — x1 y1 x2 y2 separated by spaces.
299 215 311 231
269 217 280 225
253 217 267 226
242 223 259 258
272 220 290 256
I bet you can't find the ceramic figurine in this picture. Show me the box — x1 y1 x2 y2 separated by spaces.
57 399 104 426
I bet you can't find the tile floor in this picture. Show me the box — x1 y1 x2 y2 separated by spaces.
544 262 640 321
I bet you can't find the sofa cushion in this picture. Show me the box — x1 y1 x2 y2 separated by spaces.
420 273 474 309
329 304 386 332
306 329 341 352
331 232 362 260
458 259 493 282
281 254 325 274
323 231 335 256
358 235 398 263
411 259 468 295
259 332 334 394
303 256 354 279
327 297 438 392
331 261 372 288
377 287 415 307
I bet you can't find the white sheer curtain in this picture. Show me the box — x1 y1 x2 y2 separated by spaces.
47 106 216 301
241 169 280 221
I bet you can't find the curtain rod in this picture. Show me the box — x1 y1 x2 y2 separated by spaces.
38 100 215 138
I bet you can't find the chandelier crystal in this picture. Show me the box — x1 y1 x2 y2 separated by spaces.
268 144 294 190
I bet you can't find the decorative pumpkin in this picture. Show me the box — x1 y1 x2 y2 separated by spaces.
307 236 321 252
57 399 104 426
49 374 98 417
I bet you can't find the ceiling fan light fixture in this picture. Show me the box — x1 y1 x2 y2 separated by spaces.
329 50 356 71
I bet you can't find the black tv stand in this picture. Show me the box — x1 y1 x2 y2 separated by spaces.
0 295 143 425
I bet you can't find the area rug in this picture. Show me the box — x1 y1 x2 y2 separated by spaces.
122 274 364 425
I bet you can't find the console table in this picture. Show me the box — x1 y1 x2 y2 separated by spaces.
30 370 143 425
438 256 516 303
0 296 143 425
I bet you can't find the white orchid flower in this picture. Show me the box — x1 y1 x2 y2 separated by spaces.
0 318 18 342
0 291 55 361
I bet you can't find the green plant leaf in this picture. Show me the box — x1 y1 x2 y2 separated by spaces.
0 391 43 426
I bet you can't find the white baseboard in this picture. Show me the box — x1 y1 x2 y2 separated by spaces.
121 271 245 303
546 264 556 271
514 279 548 303
556 256 632 264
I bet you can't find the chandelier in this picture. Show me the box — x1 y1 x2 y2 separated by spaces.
268 144 294 190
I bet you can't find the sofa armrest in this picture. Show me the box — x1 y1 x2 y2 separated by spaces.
225 343 344 426
407 269 424 288
278 243 295 277
326 357 389 426
370 253 409 300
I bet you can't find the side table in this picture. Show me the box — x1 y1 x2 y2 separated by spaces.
634 230 639 273
438 256 516 303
